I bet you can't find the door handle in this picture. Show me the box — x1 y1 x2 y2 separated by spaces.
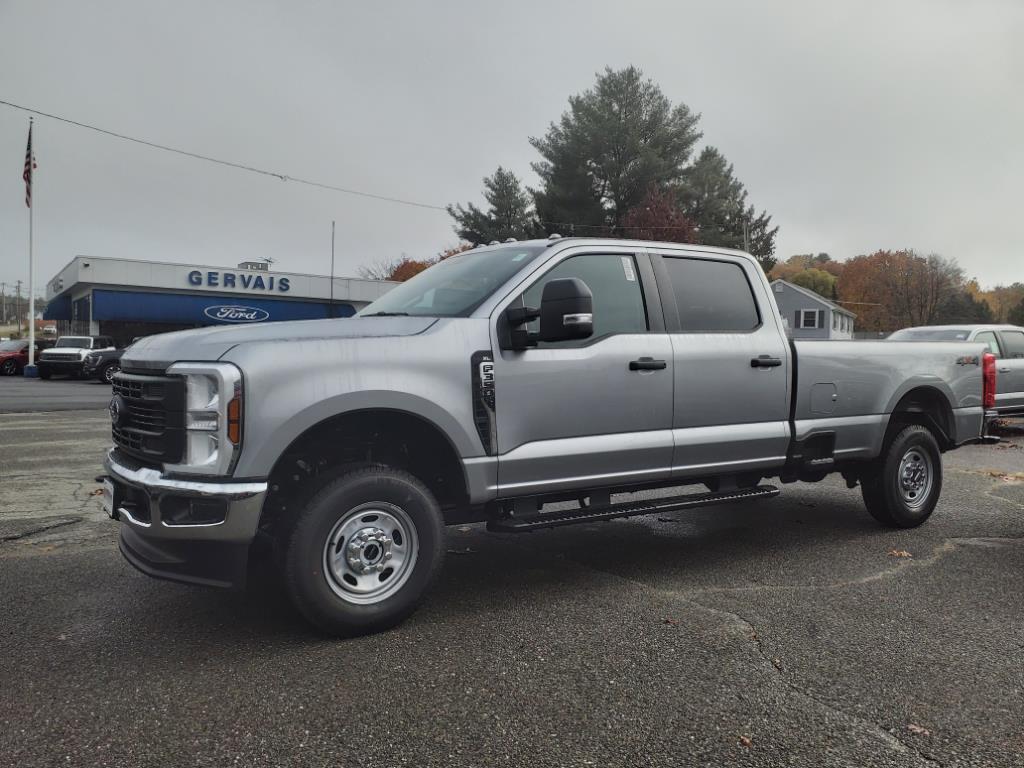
629 357 667 371
750 355 783 368
998 367 1011 373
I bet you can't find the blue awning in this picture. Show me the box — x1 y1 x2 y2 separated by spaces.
43 294 72 320
91 289 354 324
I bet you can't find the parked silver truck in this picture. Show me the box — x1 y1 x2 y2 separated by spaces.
100 238 998 635
889 324 1024 416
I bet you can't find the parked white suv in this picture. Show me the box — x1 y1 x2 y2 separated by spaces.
37 335 116 380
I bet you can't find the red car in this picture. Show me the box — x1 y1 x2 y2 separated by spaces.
0 340 53 375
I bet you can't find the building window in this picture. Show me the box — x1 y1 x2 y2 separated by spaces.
799 309 820 329
774 283 784 293
832 313 838 331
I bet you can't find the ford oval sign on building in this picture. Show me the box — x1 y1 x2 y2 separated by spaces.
203 305 271 323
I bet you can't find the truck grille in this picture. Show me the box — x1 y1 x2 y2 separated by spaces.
43 353 80 362
111 371 185 466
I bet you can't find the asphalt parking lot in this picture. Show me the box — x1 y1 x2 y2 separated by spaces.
1 399 1022 767
0 376 113 412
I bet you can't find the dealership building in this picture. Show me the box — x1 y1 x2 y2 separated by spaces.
44 256 396 344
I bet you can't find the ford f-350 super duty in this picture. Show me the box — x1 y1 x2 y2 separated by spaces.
100 238 998 635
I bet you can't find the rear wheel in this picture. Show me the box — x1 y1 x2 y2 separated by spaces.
282 466 445 636
861 424 942 528
0 359 17 376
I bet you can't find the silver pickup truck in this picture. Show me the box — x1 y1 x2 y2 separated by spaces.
101 238 998 635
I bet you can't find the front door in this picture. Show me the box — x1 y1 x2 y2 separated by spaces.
491 249 674 497
653 251 792 478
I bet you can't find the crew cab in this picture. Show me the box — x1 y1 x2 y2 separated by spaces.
889 324 1024 416
0 339 53 375
37 335 116 379
100 239 997 636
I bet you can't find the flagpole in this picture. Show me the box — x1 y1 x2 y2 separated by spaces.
26 117 37 375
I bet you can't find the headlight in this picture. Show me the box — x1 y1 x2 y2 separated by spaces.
84 354 98 364
163 362 244 477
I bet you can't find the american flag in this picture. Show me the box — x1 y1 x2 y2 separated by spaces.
23 123 36 208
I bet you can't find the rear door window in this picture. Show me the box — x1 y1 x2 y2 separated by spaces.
662 257 760 332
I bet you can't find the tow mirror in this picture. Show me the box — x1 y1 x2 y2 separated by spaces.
538 278 593 343
501 277 594 350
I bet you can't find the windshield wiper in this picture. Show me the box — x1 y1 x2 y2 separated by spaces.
361 311 410 317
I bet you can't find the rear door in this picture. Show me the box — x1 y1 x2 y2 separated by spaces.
994 329 1024 412
653 251 791 479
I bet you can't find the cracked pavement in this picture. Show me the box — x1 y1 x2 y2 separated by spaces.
1 408 1022 767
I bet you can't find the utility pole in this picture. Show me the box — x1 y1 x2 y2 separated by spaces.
329 220 336 318
0 282 6 325
15 280 23 335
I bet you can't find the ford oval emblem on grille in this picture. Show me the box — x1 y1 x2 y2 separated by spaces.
109 394 127 428
203 305 270 323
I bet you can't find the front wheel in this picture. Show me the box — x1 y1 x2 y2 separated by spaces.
861 424 942 528
0 359 17 376
282 466 446 636
100 362 120 384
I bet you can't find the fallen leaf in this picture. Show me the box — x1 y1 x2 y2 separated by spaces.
738 735 753 748
89 488 104 496
888 549 913 558
907 724 931 737
662 618 679 626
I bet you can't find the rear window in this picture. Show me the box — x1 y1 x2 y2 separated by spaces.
888 328 971 341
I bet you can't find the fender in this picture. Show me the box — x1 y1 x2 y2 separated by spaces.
232 389 481 479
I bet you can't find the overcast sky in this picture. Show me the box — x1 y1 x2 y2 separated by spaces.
1 0 1021 296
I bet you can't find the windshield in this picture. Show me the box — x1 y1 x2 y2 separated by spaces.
0 341 26 352
358 244 547 318
889 328 972 341
54 337 92 348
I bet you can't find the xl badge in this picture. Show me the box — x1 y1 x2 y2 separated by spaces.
109 395 127 428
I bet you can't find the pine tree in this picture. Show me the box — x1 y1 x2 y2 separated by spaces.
679 147 778 272
530 66 701 233
447 167 533 244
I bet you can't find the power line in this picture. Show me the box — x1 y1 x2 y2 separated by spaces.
0 99 448 212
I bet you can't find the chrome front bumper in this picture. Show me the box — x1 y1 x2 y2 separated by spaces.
102 449 268 588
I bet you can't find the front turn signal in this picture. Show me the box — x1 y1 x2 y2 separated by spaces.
227 396 242 445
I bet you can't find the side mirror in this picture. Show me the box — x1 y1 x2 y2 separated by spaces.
538 278 593 343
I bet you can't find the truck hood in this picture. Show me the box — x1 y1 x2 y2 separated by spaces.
121 316 438 370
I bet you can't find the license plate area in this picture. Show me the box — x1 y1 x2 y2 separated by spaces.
101 478 119 519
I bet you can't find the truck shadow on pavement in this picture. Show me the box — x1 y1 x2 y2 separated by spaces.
109 486 910 643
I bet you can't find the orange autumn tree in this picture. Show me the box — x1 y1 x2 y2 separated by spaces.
837 250 963 332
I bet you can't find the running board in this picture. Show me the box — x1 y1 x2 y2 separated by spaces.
487 485 780 533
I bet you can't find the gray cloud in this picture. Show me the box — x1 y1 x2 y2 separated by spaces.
1 0 1021 292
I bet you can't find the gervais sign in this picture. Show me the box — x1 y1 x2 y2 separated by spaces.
188 270 290 292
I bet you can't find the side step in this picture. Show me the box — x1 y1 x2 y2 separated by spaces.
487 484 780 533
